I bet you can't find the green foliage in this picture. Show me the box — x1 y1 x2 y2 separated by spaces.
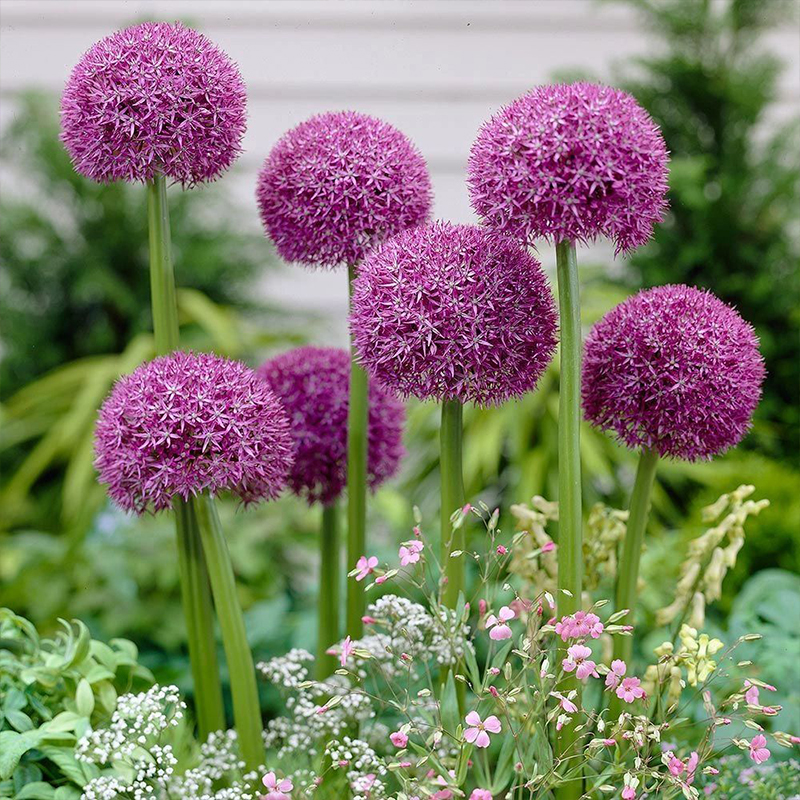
615 0 800 462
695 753 800 799
0 608 153 794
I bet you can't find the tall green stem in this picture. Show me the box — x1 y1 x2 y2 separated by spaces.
440 400 465 608
346 264 369 638
147 176 225 739
194 494 263 772
609 447 659 718
317 502 341 679
554 240 583 800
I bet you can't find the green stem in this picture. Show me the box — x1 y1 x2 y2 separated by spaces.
317 502 341 679
554 239 583 800
609 446 659 718
147 175 225 739
440 399 465 608
346 264 369 638
194 490 263 772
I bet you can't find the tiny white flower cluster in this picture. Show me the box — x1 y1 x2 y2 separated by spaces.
326 736 388 800
257 647 314 691
168 729 252 799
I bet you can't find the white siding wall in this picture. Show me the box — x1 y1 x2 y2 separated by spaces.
1 0 798 339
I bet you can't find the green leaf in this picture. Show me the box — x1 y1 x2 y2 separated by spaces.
439 672 459 736
14 782 55 799
53 788 81 800
74 680 93 719
4 711 33 733
0 731 46 779
37 748 88 788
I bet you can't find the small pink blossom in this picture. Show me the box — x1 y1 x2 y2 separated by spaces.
616 677 646 704
542 541 555 553
561 644 599 680
744 681 760 705
362 615 377 625
601 738 616 747
375 575 388 585
463 711 501 748
550 691 578 714
554 610 604 641
355 555 378 581
496 544 508 555
399 540 424 566
390 730 408 748
262 772 293 800
486 606 515 640
622 789 635 800
749 734 770 764
605 659 627 690
488 667 500 676
666 752 684 777
339 635 355 667
469 791 492 800
686 751 699 785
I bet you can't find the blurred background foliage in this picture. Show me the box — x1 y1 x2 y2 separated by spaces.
0 0 797 721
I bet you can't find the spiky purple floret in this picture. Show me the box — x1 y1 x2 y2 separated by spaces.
583 285 765 461
256 111 433 268
94 352 293 513
468 82 669 253
349 222 558 406
257 347 405 505
61 22 246 186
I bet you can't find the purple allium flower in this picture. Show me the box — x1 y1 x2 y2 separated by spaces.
61 22 246 186
256 111 433 268
468 82 669 253
349 222 558 406
583 285 765 460
94 352 293 513
257 347 405 505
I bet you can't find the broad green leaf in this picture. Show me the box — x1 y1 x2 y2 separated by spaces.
0 731 46 779
74 680 93 718
5 711 33 733
439 672 459 736
14 781 56 799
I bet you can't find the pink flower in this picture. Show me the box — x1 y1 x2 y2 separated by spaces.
463 711 502 748
561 644 599 681
554 610 604 642
622 789 636 800
486 606 515 640
496 545 508 555
666 752 684 777
686 751 699 785
399 540 424 566
550 691 578 714
541 541 555 553
375 575 388 585
362 615 377 625
616 677 646 704
605 659 627 690
339 635 355 667
390 731 408 748
355 555 378 581
470 791 493 800
744 681 760 705
262 771 293 800
749 734 770 764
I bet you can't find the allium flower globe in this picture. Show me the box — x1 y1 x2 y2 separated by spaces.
583 285 765 460
257 347 405 505
95 352 293 513
350 222 558 406
256 111 433 267
468 82 669 253
61 22 246 185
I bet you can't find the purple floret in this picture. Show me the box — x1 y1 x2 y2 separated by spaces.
582 285 765 460
94 352 293 513
256 111 433 268
258 347 405 505
349 222 558 406
61 22 246 186
468 82 669 253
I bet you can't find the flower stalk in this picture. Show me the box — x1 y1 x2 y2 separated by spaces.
440 399 465 608
346 264 370 638
317 502 341 679
554 238 583 800
194 493 264 772
146 175 225 739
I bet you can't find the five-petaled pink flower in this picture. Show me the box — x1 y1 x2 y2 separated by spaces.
486 606 515 640
562 644 599 681
339 635 355 667
399 540 424 566
463 711 501 748
616 677 646 704
355 555 378 581
605 659 627 690
262 771 293 800
550 691 578 714
749 734 770 764
390 730 408 748
554 610 604 642
470 790 493 800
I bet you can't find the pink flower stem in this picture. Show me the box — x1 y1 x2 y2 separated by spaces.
441 399 465 608
317 501 341 679
146 175 225 740
609 446 659 719
346 264 370 637
194 493 263 772
554 239 583 800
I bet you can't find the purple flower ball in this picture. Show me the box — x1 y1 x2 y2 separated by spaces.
61 22 247 186
94 351 293 513
256 111 433 268
258 347 405 505
583 285 765 461
349 222 558 406
468 82 669 253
